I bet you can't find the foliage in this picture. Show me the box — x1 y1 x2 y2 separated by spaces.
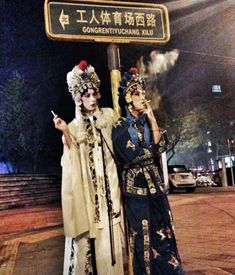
168 95 234 167
154 82 235 168
178 106 209 149
0 71 43 173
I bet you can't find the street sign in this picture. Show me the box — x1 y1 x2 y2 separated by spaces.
44 0 170 44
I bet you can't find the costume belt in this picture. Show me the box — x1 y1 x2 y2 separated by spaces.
123 159 154 170
124 163 163 196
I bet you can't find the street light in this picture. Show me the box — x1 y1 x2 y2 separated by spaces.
227 138 235 186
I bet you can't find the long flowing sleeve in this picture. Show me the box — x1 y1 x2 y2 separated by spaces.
60 120 90 237
112 118 166 166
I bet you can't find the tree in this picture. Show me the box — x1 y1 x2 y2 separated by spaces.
169 96 234 168
0 71 43 173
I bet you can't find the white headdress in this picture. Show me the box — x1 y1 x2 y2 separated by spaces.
66 60 101 141
67 60 101 106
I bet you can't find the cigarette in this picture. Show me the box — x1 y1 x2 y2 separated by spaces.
146 100 151 104
51 110 57 118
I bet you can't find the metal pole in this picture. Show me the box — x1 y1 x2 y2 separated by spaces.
107 43 121 116
161 151 169 189
227 139 235 186
220 157 228 187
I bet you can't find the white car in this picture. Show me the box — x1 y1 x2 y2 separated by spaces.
168 165 196 193
196 174 217 187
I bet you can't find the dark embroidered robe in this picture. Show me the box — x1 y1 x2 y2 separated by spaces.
112 115 184 275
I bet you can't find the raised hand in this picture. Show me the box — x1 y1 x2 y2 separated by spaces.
53 116 68 132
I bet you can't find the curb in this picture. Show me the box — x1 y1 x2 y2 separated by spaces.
195 186 235 193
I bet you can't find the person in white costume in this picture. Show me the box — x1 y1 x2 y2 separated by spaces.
53 60 124 275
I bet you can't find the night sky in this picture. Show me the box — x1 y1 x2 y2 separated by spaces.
1 0 235 173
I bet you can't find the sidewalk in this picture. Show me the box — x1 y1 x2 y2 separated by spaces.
0 204 64 275
1 190 235 275
0 204 63 240
170 192 235 274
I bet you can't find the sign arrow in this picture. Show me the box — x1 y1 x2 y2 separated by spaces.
59 9 69 30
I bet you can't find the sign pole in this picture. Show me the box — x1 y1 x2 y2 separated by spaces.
107 43 121 117
107 44 135 275
227 139 235 186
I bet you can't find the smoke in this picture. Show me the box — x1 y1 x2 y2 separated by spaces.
138 49 179 77
137 49 180 111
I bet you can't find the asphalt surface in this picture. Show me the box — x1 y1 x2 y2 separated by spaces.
1 187 235 275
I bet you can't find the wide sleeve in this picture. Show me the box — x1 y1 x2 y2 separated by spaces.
112 119 163 166
60 122 89 237
112 118 168 167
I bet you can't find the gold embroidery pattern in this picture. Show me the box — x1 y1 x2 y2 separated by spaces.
84 117 101 223
125 161 165 196
113 117 125 128
158 136 166 154
126 169 148 196
126 139 136 149
168 256 180 269
146 164 166 192
156 227 172 240
132 149 152 164
142 219 151 275
152 247 160 259
126 185 148 196
85 239 93 274
129 227 138 255
143 168 156 194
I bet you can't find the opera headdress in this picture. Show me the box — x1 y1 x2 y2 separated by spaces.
66 60 101 106
118 67 145 112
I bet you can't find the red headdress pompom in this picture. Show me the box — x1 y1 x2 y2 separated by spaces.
129 67 139 75
78 60 88 71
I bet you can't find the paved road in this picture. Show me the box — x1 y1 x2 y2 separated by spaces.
170 192 235 274
1 191 235 275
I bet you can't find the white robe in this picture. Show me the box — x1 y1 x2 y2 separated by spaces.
61 108 124 275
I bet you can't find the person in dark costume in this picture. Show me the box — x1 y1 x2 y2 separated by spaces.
112 67 184 275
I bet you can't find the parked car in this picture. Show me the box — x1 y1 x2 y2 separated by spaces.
168 165 196 193
196 173 217 187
